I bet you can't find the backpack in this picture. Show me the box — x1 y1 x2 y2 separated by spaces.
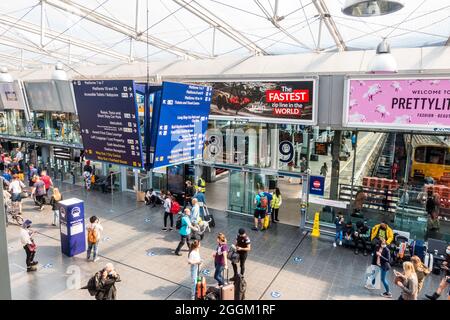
170 201 181 215
258 193 268 209
176 214 184 230
87 226 99 243
81 272 100 296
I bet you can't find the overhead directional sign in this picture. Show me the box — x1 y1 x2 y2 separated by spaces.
150 81 212 169
72 80 144 168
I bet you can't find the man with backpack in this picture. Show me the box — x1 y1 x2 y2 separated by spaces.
252 187 268 231
82 263 121 300
86 216 103 262
231 228 251 281
174 208 196 256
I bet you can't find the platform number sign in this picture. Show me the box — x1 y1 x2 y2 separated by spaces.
279 141 294 163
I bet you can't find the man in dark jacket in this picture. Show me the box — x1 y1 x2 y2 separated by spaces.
94 263 121 300
342 221 354 248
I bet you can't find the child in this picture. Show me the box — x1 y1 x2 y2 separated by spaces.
334 213 344 247
50 188 62 226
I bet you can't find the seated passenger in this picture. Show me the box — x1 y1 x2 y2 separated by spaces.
353 220 369 256
342 221 354 248
370 221 394 250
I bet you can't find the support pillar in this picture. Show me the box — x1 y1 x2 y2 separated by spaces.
330 130 342 200
0 183 12 300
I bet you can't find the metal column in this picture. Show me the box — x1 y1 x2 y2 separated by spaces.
0 183 12 300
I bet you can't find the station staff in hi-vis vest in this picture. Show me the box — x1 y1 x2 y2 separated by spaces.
196 178 206 193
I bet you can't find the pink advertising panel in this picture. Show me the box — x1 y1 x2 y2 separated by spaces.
344 77 450 132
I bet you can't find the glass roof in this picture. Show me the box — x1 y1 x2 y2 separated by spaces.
0 0 448 70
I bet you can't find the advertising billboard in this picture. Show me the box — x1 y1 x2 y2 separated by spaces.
344 77 450 132
72 80 144 168
194 79 317 124
150 81 212 169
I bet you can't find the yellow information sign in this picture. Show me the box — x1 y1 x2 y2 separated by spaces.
311 211 320 237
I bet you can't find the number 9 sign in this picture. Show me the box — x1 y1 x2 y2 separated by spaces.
279 141 294 163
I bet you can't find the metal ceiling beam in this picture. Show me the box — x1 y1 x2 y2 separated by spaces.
0 14 131 62
254 0 311 50
312 0 346 51
0 52 39 66
45 0 207 59
172 0 267 55
0 36 82 64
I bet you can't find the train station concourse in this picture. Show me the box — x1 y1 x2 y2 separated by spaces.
0 0 449 306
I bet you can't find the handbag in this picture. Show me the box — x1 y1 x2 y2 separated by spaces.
27 241 37 252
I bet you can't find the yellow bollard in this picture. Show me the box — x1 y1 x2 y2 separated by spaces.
311 211 320 237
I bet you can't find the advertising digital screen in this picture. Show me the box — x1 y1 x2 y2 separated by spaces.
315 142 328 156
195 80 316 124
344 77 450 132
72 80 144 168
150 81 212 169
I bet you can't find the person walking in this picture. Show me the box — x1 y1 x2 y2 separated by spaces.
184 180 195 209
174 208 196 256
231 228 251 281
190 198 201 225
9 174 25 214
213 233 229 287
252 187 267 231
162 192 173 231
411 255 430 294
94 263 121 300
262 187 273 230
320 162 328 177
50 188 63 226
83 160 93 190
86 216 103 262
394 261 419 300
366 239 392 298
40 170 53 195
32 176 46 211
271 188 282 223
188 240 202 300
27 163 38 187
20 219 38 272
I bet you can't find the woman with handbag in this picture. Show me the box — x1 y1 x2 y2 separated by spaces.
20 219 38 272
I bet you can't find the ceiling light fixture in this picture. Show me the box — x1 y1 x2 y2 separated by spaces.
368 39 398 73
342 0 404 17
0 67 13 82
51 62 68 80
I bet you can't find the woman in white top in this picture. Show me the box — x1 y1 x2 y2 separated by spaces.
9 174 25 213
188 240 202 300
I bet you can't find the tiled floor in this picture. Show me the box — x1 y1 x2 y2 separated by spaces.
5 181 445 300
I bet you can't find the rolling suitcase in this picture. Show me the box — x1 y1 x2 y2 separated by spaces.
234 274 247 300
424 252 434 272
411 240 425 262
195 268 207 300
202 203 215 228
220 270 234 300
